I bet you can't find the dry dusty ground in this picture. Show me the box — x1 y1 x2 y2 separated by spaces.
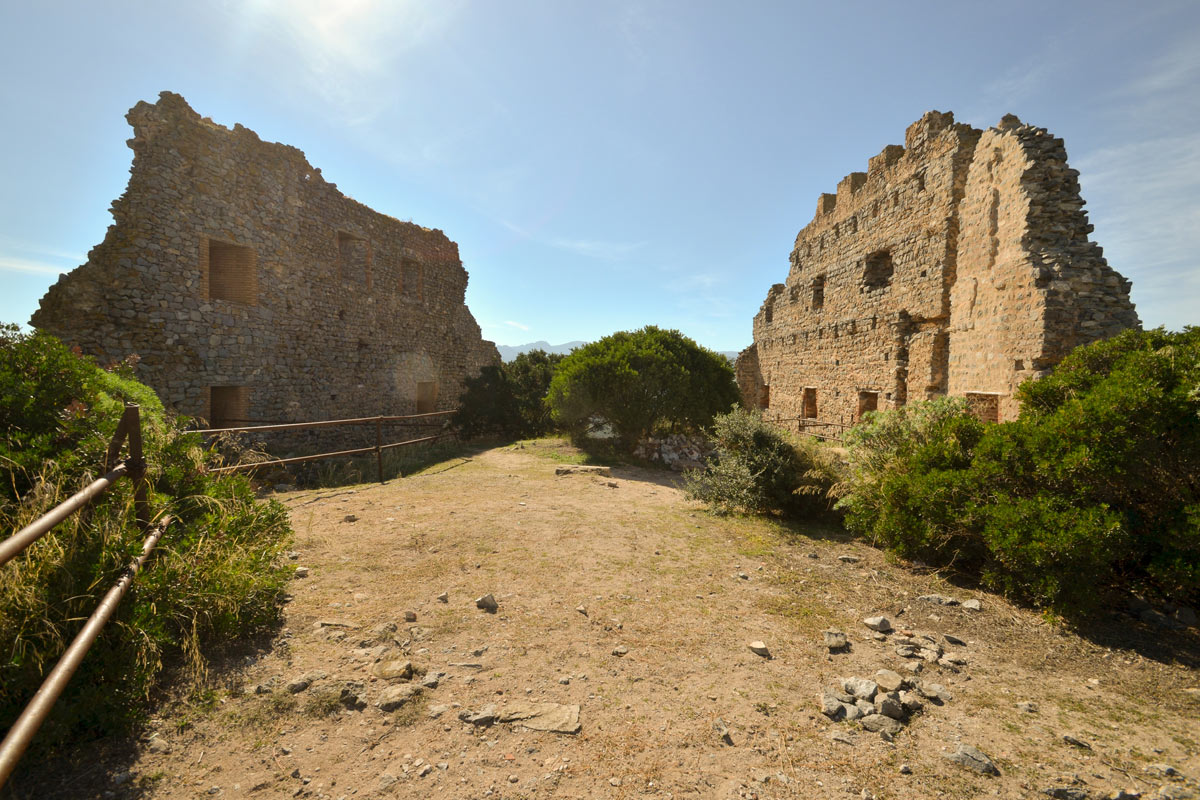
14 439 1200 799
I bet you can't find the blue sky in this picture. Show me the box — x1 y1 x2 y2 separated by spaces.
1 1 1197 352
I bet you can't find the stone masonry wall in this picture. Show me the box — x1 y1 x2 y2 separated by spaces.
738 111 1138 428
33 93 499 437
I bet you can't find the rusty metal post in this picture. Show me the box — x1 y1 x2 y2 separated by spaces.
375 416 384 483
123 405 150 530
0 516 172 789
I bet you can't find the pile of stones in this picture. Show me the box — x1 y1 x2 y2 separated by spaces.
820 668 950 738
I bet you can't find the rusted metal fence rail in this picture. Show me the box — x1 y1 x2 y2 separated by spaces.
763 415 853 441
196 409 458 482
0 404 169 789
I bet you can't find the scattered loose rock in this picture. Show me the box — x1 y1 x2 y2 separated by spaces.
436 592 448 603
860 714 903 735
403 610 417 622
475 594 498 612
498 702 582 734
824 630 849 652
863 616 892 632
962 599 982 611
376 684 422 712
459 704 498 727
945 744 999 775
748 641 771 658
838 555 861 564
372 660 414 681
875 669 904 692
342 514 358 523
1017 701 1038 713
714 717 734 746
918 594 959 606
611 645 629 657
554 465 611 476
293 566 310 578
1043 788 1090 800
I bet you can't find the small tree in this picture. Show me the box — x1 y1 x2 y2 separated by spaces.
454 350 566 438
546 326 739 446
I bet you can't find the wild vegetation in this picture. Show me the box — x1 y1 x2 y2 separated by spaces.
0 325 293 749
683 407 842 516
835 327 1200 613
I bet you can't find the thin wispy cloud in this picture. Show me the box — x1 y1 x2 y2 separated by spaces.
0 257 69 276
503 320 530 331
501 220 645 261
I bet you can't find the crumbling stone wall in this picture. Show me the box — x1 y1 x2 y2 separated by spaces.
33 92 499 431
738 111 1138 427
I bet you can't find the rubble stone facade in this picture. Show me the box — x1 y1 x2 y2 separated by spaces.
737 111 1139 427
33 92 498 429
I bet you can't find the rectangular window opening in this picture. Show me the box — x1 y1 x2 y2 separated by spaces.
206 240 257 304
811 275 825 311
209 386 250 428
759 384 770 410
863 250 894 289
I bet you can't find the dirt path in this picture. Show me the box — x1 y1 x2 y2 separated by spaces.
25 440 1200 799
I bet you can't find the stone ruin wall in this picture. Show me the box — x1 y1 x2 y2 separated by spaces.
738 111 1138 427
33 92 499 438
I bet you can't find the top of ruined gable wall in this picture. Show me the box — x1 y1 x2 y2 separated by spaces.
125 91 453 245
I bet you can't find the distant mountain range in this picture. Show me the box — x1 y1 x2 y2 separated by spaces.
495 341 588 361
496 340 741 364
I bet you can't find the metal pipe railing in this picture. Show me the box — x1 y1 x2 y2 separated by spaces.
0 463 129 568
192 409 455 436
0 516 172 787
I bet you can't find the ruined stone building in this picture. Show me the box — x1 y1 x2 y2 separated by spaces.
736 111 1139 427
33 92 498 429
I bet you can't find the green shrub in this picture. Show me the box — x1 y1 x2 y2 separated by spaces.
685 408 842 515
837 328 1200 613
547 326 739 447
0 325 293 751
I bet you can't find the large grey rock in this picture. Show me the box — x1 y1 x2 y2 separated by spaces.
945 744 998 775
962 599 982 611
844 677 879 700
860 714 903 735
824 630 849 651
821 693 845 719
497 702 582 734
875 669 904 692
863 616 892 632
475 594 498 611
876 695 905 720
376 684 422 711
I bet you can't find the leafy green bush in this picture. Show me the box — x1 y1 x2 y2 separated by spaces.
547 326 739 447
837 328 1200 613
454 350 564 439
685 407 842 515
0 325 293 749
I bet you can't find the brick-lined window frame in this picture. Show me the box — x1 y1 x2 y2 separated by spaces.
204 238 257 305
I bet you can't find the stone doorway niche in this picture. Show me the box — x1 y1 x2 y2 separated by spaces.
760 384 770 410
858 390 879 420
209 385 250 428
416 381 438 413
